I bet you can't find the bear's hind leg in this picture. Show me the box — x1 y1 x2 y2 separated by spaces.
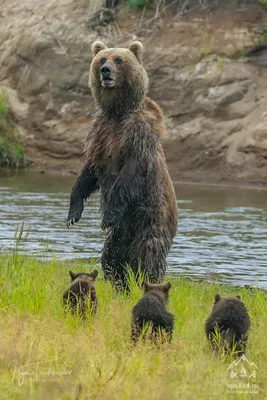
130 236 169 284
101 230 130 291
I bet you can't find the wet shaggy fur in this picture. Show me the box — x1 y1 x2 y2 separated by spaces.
205 294 251 356
62 270 98 318
67 40 178 290
131 282 174 344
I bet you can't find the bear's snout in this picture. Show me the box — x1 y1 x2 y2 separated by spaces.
101 65 112 78
100 64 114 88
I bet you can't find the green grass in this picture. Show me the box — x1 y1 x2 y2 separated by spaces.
0 253 266 399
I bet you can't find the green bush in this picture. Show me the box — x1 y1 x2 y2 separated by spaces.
127 0 147 8
0 90 26 168
0 90 8 121
0 137 26 168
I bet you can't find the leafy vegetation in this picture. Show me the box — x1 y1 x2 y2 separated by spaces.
90 0 245 14
0 90 26 169
128 0 147 8
0 90 8 120
0 250 266 399
255 25 267 45
217 56 226 71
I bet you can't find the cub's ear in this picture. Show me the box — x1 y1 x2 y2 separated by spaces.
92 41 107 57
129 41 144 63
236 295 241 300
163 282 171 292
214 294 221 303
69 270 77 281
144 282 151 293
89 269 98 280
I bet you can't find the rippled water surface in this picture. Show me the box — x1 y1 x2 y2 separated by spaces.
0 171 267 288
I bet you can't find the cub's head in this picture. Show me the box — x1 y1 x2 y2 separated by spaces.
212 293 242 310
69 269 98 285
89 41 148 114
144 282 172 303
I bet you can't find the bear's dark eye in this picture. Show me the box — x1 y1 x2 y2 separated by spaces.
114 57 123 65
100 58 107 65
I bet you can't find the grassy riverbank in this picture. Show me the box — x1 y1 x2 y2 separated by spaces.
0 254 266 399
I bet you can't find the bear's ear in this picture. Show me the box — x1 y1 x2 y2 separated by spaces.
92 41 107 57
214 294 221 303
129 41 144 63
163 282 171 293
69 270 77 281
236 295 241 300
89 269 98 280
144 282 151 293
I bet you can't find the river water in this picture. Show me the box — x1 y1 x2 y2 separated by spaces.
0 171 266 289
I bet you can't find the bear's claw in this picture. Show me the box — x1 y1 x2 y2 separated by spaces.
66 213 81 229
101 210 121 231
66 203 83 229
100 218 111 231
66 218 76 229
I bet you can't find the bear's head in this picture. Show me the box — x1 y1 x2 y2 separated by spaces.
69 269 98 284
144 282 171 304
211 293 242 311
214 294 241 303
89 41 148 116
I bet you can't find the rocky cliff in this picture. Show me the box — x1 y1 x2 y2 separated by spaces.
1 0 267 185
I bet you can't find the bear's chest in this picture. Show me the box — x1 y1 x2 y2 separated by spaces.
97 151 122 185
88 128 124 183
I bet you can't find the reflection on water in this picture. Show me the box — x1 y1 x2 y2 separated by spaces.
0 171 267 288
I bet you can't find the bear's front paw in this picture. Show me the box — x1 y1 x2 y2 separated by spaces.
101 210 121 231
66 203 83 229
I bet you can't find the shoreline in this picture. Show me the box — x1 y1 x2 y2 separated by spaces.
173 179 267 191
2 250 267 292
1 166 267 192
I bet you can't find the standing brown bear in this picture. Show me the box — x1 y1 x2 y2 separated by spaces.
67 40 178 290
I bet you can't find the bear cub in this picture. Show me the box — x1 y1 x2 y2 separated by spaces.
205 294 250 356
63 270 98 319
131 282 174 344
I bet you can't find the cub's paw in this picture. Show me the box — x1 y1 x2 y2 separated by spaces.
66 203 83 229
101 210 121 231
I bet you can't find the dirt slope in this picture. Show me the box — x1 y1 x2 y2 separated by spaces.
0 0 267 185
